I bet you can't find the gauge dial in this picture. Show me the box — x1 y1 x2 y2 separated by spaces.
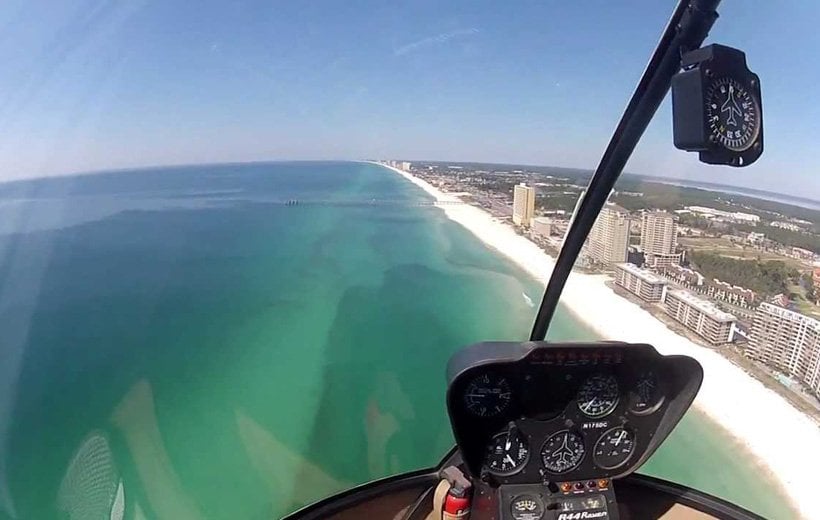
510 494 545 520
485 427 530 476
706 77 760 152
463 373 511 417
592 426 635 469
593 426 636 470
628 371 665 416
541 430 585 474
577 374 619 418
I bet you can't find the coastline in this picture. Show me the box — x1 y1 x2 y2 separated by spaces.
375 161 819 519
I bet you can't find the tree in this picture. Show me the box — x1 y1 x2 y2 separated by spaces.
688 251 796 296
801 272 816 302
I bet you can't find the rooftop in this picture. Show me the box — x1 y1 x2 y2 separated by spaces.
643 210 675 218
615 263 665 285
667 289 737 322
603 202 629 214
758 302 820 331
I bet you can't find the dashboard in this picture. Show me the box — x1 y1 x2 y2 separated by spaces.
446 341 703 520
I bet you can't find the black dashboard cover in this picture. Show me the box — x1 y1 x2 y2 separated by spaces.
445 341 703 481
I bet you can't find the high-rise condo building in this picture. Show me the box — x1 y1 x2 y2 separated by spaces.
663 289 736 345
513 183 536 227
748 302 820 398
586 203 631 265
640 211 681 268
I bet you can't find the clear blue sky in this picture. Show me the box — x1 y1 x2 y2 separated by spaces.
1 1 818 197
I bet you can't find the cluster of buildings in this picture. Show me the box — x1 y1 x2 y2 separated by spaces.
509 182 820 399
662 264 705 286
614 261 820 397
580 203 680 268
704 279 757 308
657 264 757 310
384 160 413 171
614 263 738 345
739 231 819 263
679 205 761 224
516 184 743 347
790 246 816 261
770 220 802 232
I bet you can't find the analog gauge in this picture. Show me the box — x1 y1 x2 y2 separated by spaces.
705 77 760 152
485 427 530 476
577 374 619 418
593 426 636 470
463 373 511 417
628 371 665 416
510 494 545 520
541 430 585 474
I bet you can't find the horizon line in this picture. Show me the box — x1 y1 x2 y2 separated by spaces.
0 158 815 207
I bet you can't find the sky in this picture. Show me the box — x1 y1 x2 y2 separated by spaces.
1 0 819 198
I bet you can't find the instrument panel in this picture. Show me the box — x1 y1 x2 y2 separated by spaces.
446 342 702 486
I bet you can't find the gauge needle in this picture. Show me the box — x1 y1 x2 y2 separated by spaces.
505 454 515 466
615 431 626 446
505 430 512 451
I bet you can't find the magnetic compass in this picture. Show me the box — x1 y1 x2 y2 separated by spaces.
672 44 763 167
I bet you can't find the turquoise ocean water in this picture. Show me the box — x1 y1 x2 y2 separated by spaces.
0 162 794 519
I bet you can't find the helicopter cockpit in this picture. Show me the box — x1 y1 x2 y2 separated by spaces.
5 0 808 516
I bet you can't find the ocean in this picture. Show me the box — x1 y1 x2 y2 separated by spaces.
0 162 793 519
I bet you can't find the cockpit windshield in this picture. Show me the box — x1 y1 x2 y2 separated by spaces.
1 2 819 520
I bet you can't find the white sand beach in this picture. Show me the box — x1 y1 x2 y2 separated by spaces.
378 161 820 519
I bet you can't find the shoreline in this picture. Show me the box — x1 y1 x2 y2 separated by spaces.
374 161 819 519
